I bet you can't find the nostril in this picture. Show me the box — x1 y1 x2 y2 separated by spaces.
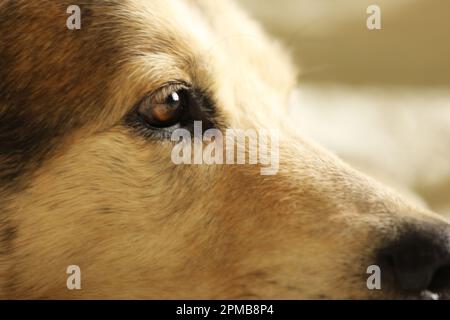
394 263 436 292
384 254 394 269
377 224 450 293
429 265 450 291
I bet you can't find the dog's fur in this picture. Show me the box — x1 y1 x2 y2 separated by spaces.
0 0 449 299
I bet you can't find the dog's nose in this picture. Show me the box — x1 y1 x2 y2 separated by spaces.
378 224 450 292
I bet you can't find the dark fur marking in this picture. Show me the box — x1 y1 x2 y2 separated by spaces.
0 1 127 187
0 224 17 255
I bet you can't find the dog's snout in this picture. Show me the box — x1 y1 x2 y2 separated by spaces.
378 224 450 293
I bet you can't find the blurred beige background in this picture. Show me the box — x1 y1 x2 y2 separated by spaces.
237 0 450 216
238 0 450 86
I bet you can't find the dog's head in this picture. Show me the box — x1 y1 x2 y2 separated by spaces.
1 0 450 299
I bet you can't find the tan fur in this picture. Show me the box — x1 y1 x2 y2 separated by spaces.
0 0 449 299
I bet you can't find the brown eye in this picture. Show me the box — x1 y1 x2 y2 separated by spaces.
137 88 186 128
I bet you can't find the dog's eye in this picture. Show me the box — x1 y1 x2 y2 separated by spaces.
137 85 187 128
127 83 218 139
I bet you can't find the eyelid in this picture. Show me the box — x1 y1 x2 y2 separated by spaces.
151 81 190 104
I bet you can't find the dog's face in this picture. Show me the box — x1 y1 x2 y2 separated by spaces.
1 0 450 299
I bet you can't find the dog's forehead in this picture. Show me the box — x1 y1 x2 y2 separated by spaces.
1 0 295 125
106 0 219 106
0 0 295 185
0 0 211 130
112 0 297 116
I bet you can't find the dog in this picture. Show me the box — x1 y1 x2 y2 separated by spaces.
0 0 450 299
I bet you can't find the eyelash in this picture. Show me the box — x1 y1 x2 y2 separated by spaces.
151 82 187 104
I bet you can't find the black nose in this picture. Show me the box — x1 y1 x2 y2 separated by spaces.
378 224 450 292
